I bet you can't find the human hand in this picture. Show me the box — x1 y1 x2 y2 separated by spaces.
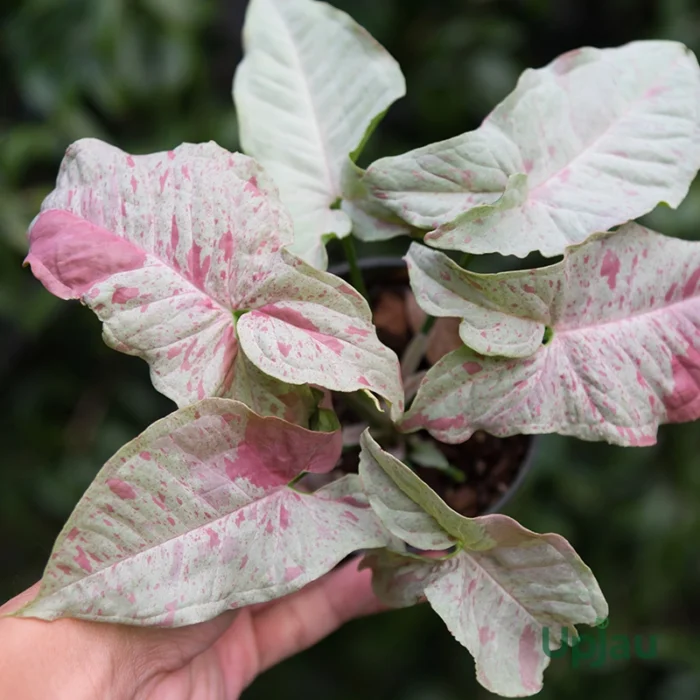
0 558 383 700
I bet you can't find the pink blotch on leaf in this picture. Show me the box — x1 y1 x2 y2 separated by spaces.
106 478 137 500
518 624 541 693
159 169 170 193
664 345 700 423
429 414 467 431
67 527 80 541
346 326 371 338
259 304 320 333
316 336 344 355
26 211 147 299
278 341 292 358
463 362 482 375
479 626 496 645
280 504 291 530
73 546 93 574
284 566 304 582
219 230 234 263
600 250 621 290
152 495 167 511
111 287 140 304
187 243 211 290
163 601 178 627
170 214 180 253
682 266 700 298
358 376 370 387
205 528 221 548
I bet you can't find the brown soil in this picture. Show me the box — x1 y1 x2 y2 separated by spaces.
331 261 533 518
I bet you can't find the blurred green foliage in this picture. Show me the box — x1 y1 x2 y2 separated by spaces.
2 0 700 698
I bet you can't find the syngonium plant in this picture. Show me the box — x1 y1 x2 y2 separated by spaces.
10 0 700 696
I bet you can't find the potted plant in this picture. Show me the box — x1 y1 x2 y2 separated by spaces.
10 0 700 695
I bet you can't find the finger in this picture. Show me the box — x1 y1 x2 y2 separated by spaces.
0 583 40 617
254 557 385 673
215 557 384 694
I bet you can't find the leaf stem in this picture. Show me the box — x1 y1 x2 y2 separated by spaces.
340 235 369 301
341 390 394 433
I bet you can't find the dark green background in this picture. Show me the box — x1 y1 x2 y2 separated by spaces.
2 1 700 698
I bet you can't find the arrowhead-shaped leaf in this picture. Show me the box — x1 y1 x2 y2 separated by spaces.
16 400 391 627
25 138 403 418
236 252 405 421
359 432 607 697
403 223 700 445
363 41 700 257
233 0 406 268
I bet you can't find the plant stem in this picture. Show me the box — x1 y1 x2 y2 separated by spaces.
341 390 394 433
340 236 369 301
458 252 473 269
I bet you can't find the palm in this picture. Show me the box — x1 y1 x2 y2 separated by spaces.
127 560 383 700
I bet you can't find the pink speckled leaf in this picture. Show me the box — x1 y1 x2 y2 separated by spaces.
402 223 700 446
233 0 405 268
364 41 700 258
359 432 607 697
406 242 552 359
24 138 291 406
236 250 405 420
16 400 391 627
25 138 402 419
360 549 438 608
341 162 414 243
229 350 319 426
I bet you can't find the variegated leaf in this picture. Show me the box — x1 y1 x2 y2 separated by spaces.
363 41 700 257
402 223 700 445
229 350 319 425
25 138 403 418
236 250 405 421
359 432 607 697
360 549 438 608
233 0 406 268
16 400 391 627
341 162 414 243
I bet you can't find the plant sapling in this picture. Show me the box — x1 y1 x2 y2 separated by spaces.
13 0 700 696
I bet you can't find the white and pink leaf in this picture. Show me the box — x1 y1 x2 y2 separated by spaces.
359 432 607 697
16 400 389 627
403 223 700 445
25 139 404 418
363 41 700 258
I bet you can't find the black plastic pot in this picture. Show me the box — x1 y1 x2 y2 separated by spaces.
330 255 538 516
